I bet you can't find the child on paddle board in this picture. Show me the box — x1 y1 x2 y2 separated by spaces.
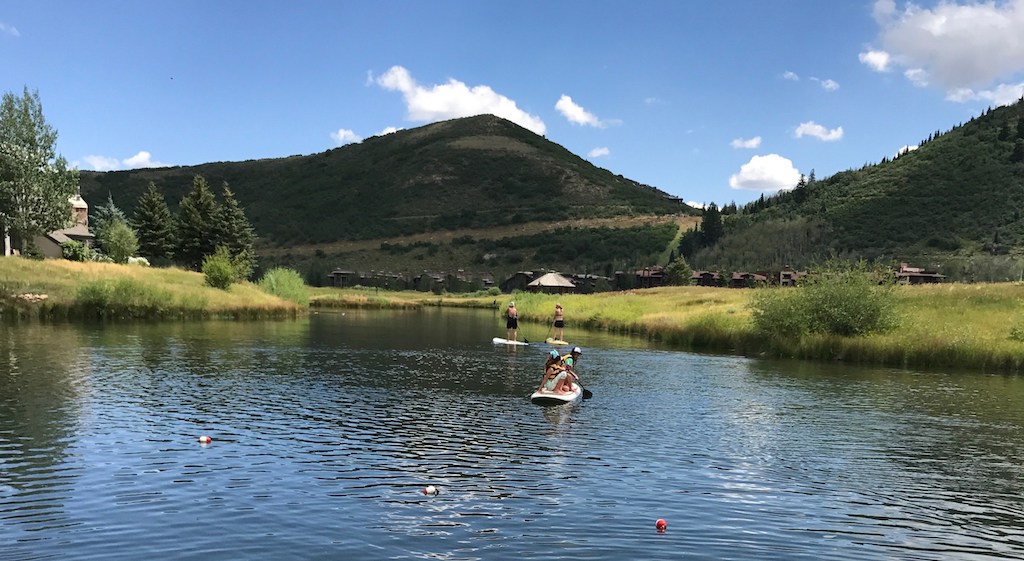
538 350 574 393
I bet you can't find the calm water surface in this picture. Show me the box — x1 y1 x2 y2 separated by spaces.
3 308 1024 560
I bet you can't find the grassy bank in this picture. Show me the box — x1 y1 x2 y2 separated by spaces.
0 257 302 320
311 283 1024 373
6 257 1024 372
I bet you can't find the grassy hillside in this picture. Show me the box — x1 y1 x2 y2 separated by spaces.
79 115 693 249
688 98 1024 280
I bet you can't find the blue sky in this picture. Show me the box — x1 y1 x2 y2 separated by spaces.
3 1 1024 208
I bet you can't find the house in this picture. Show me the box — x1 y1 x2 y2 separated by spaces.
729 271 768 288
526 272 576 294
501 271 537 293
634 266 666 288
779 267 807 287
29 194 95 258
691 271 724 287
896 262 945 284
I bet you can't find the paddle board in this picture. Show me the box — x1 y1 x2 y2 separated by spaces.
545 338 570 346
492 337 529 346
530 382 582 405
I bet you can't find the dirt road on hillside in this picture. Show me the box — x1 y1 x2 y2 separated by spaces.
261 214 701 256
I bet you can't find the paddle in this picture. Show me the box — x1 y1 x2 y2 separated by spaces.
571 371 593 399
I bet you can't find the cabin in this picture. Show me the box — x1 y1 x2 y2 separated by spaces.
779 267 807 287
691 271 724 287
31 194 95 258
634 266 666 288
896 262 945 284
729 271 768 288
526 272 576 294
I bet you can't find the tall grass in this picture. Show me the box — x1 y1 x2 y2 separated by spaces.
310 282 1024 373
0 257 301 320
259 267 310 306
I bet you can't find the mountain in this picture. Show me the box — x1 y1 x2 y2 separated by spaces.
78 115 693 250
686 98 1024 281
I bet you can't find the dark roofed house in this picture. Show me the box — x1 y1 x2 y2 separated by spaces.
691 271 724 287
729 271 768 288
779 267 807 287
635 266 666 288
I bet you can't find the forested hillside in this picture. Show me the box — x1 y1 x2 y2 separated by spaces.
78 115 693 248
682 98 1024 281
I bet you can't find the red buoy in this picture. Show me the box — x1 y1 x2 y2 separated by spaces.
655 518 667 532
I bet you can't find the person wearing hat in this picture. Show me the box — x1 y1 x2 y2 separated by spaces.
538 349 575 393
561 347 582 370
505 301 519 342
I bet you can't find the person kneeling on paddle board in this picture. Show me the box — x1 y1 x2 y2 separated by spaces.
539 350 575 393
561 347 582 370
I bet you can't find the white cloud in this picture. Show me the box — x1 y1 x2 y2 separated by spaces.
587 146 610 158
374 65 546 135
868 0 1024 91
794 121 844 142
895 144 919 157
644 96 665 106
81 155 121 172
783 71 800 81
555 95 604 127
377 126 402 136
817 78 840 91
729 154 801 192
79 151 168 171
730 136 762 149
686 201 706 210
859 49 892 72
331 128 362 145
123 151 168 168
0 22 19 37
945 82 1024 105
904 68 929 87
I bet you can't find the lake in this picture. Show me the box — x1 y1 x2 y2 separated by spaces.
2 308 1024 560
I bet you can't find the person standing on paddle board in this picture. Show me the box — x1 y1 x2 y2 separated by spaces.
505 301 519 342
552 303 565 342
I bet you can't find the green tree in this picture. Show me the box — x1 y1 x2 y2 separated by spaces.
0 87 79 251
132 182 175 263
1011 140 1024 164
90 193 127 238
663 256 693 286
202 245 235 289
700 203 724 247
98 219 138 264
212 183 257 280
176 175 219 270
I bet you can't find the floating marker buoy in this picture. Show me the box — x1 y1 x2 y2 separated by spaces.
422 485 438 496
655 518 667 532
198 435 212 444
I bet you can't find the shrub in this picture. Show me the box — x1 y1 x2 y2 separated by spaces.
202 246 236 289
258 267 309 305
749 259 899 337
61 240 94 262
99 219 139 264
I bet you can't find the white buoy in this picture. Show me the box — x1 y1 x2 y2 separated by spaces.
422 485 438 496
198 435 212 444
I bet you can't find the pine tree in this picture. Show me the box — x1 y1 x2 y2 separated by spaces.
176 175 219 270
211 183 257 280
90 193 128 255
132 182 175 263
700 203 724 247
